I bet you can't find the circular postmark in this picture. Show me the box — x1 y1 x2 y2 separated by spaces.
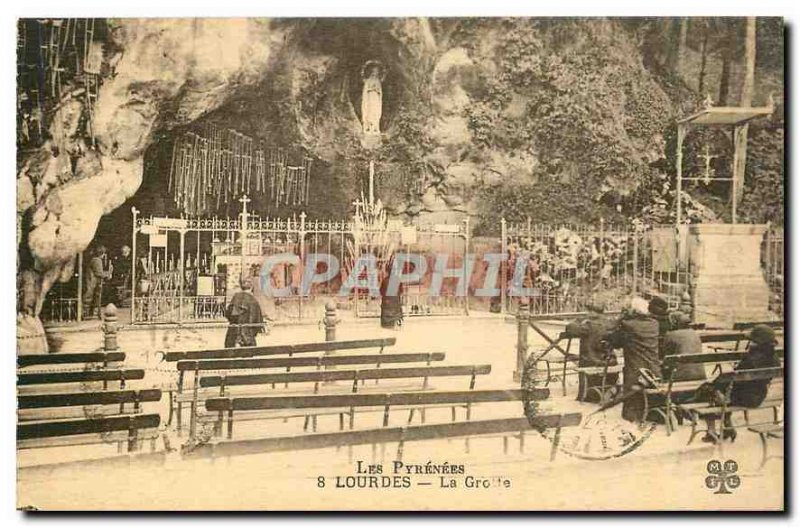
520 351 655 460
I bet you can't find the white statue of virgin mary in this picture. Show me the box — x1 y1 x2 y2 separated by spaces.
361 61 383 136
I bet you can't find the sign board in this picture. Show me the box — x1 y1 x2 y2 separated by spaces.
434 224 461 233
153 217 188 230
196 275 215 296
149 233 167 248
140 224 159 235
400 226 418 245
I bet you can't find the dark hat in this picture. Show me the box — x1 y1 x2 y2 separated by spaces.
648 296 670 317
669 311 691 329
749 324 777 346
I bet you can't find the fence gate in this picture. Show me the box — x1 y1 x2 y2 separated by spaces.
350 217 471 318
131 203 353 324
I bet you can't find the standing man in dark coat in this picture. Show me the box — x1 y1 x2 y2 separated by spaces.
224 278 265 347
84 245 112 318
607 297 661 422
563 301 616 402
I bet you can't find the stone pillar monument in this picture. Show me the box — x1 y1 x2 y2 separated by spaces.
687 224 772 328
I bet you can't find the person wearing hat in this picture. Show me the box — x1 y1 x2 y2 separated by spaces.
729 325 781 407
696 324 781 443
606 296 661 422
224 276 265 347
648 295 671 354
83 245 113 318
563 300 617 403
661 312 706 382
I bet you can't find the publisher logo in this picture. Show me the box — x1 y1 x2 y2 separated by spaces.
705 459 740 494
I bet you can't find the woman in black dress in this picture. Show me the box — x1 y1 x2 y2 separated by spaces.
702 324 781 442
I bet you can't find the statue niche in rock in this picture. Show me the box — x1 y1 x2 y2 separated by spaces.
360 61 384 149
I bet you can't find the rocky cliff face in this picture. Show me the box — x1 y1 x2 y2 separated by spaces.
20 18 776 326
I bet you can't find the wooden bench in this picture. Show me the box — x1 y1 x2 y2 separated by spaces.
161 337 397 363
17 369 146 393
184 412 582 463
18 351 126 369
175 352 444 393
205 388 537 439
644 350 784 433
18 413 162 453
172 353 447 432
732 320 784 331
18 389 162 422
699 331 751 351
683 367 784 445
185 365 492 437
748 422 783 468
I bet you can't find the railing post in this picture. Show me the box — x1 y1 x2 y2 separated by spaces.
500 217 507 314
178 229 186 322
324 300 338 342
77 251 84 322
513 299 529 382
102 303 119 351
130 207 138 323
463 216 471 316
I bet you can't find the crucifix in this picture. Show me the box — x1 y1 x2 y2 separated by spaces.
700 144 718 185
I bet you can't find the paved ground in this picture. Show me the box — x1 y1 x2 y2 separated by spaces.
18 315 784 510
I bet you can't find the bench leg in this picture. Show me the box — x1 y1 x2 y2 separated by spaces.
561 360 568 396
176 401 183 433
687 416 700 445
166 391 175 427
578 374 587 402
758 432 769 469
407 409 415 424
503 436 509 455
339 413 345 431
303 416 310 431
550 426 561 461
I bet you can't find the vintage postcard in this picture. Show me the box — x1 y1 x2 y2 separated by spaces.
15 16 785 511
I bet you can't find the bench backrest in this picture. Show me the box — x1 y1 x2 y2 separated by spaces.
206 388 540 412
17 369 146 387
18 352 125 369
19 389 162 410
185 413 581 459
732 320 784 331
177 352 445 372
699 331 750 344
663 349 784 370
200 364 492 389
716 366 784 384
163 337 397 362
17 414 160 441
